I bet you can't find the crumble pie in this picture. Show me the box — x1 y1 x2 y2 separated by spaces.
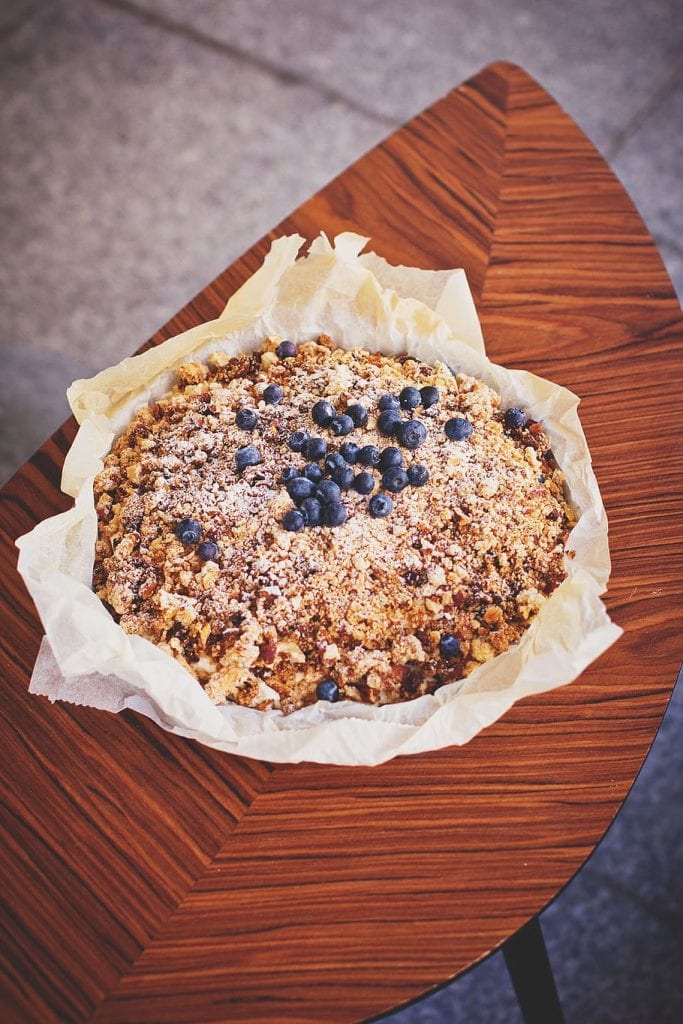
93 335 574 713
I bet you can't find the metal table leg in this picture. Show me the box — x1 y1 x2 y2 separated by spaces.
503 917 566 1024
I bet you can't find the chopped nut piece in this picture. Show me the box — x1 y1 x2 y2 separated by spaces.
276 641 306 664
483 606 503 625
427 566 446 587
208 350 231 369
470 638 496 663
176 362 209 385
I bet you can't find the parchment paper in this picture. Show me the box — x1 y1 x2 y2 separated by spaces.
16 232 622 765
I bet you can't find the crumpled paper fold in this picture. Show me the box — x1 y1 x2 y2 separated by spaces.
16 232 622 765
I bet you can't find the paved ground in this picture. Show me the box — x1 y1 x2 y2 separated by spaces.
1 2 681 1021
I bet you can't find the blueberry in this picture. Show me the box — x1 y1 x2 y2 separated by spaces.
378 446 403 471
420 385 440 409
300 497 322 526
316 677 340 701
397 419 428 450
445 417 473 441
504 407 528 430
407 464 429 487
303 463 324 484
345 403 368 427
399 386 421 410
235 407 258 431
358 444 381 467
378 394 400 411
377 409 401 436
439 634 461 659
287 476 316 503
280 465 299 483
332 465 355 490
175 518 202 544
339 441 360 464
282 508 306 532
311 399 336 427
382 468 409 493
353 471 375 494
275 340 297 359
324 452 347 475
197 540 219 561
288 429 310 452
303 436 327 461
263 384 283 405
330 414 354 436
322 502 348 527
236 445 261 471
316 480 342 506
369 492 394 518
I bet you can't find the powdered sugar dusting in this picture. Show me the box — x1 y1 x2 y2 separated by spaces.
93 336 574 713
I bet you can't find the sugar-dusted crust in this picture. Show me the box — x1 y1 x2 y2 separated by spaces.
93 336 574 712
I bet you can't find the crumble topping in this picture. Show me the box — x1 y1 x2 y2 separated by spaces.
93 336 575 713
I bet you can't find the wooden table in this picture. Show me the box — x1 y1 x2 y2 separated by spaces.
1 62 681 1024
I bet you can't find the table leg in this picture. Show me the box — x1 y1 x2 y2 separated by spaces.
502 916 566 1024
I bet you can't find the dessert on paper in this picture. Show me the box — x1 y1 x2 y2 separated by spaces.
16 233 622 765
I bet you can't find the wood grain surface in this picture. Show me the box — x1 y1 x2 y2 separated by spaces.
1 62 682 1024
